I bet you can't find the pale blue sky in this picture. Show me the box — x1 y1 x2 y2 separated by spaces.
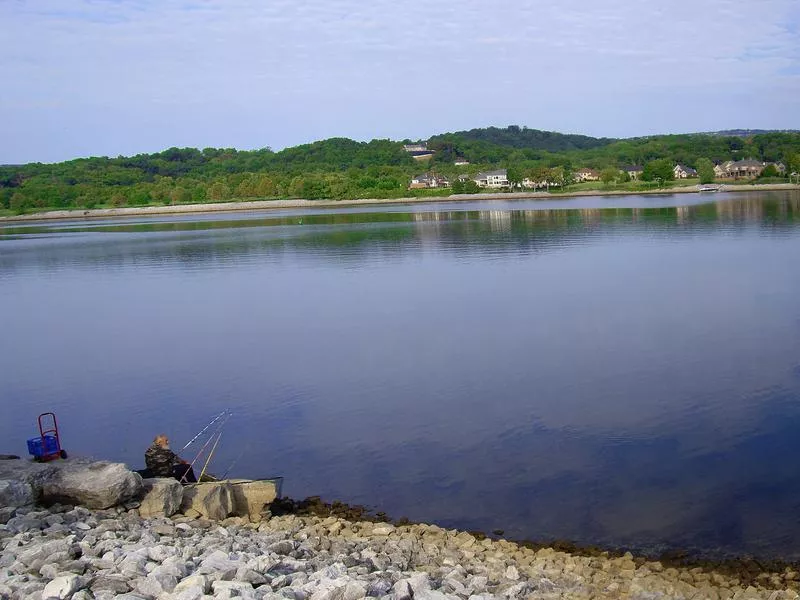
1 0 798 164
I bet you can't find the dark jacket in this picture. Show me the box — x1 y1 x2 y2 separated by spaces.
144 443 181 477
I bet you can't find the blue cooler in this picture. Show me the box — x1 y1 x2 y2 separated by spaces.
27 435 59 458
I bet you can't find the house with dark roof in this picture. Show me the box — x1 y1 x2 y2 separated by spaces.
403 143 435 161
716 159 765 178
620 165 644 180
714 161 734 178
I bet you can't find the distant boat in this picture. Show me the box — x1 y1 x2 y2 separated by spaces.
698 185 721 192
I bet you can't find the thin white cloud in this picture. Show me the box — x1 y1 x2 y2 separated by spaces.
0 0 797 162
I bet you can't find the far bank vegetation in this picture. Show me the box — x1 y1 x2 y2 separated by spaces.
2 128 799 214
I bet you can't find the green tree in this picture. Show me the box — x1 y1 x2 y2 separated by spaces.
506 166 523 190
10 192 31 213
550 166 566 189
462 179 481 194
170 187 192 204
641 159 674 184
696 158 715 184
207 181 232 202
600 167 618 185
759 164 779 178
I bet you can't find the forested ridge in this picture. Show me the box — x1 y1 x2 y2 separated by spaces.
2 127 799 212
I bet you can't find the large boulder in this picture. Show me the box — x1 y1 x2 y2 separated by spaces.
228 479 278 520
0 457 58 491
139 478 183 517
180 482 235 520
39 459 142 509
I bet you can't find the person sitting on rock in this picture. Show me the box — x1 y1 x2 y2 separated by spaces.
144 434 197 483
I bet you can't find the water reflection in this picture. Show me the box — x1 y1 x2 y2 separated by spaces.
2 195 798 276
1 192 800 559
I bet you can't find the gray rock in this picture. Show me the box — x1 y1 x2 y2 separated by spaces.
139 478 184 518
180 482 235 521
268 540 296 555
174 574 210 594
212 580 256 594
228 479 279 520
392 573 430 600
0 505 16 523
5 513 43 533
91 574 133 594
119 554 149 577
40 459 143 509
41 574 81 599
0 479 36 508
414 591 458 600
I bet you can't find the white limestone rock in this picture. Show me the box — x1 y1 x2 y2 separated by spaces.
41 574 80 599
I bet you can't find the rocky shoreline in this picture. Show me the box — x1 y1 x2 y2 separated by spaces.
1 183 798 224
3 458 800 599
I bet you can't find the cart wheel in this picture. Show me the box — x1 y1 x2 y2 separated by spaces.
59 450 68 459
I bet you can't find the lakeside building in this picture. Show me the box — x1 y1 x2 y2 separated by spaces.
674 164 698 179
409 172 450 189
454 157 470 166
521 176 559 189
474 169 509 188
621 165 644 180
403 143 435 161
713 159 785 179
574 168 600 182
714 161 734 178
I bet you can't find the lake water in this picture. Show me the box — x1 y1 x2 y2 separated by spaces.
2 191 800 559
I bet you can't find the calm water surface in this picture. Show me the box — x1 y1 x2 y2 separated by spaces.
2 191 800 559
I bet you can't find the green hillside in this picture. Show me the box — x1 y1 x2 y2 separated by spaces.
2 127 799 214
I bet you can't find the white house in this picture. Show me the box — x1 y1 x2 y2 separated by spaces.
673 164 698 179
574 168 600 182
474 169 509 188
409 173 450 189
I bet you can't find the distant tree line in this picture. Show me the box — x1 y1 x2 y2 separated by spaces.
2 128 799 212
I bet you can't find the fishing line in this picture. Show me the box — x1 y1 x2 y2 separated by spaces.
180 409 232 452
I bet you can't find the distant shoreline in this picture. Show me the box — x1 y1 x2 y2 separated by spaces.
2 182 798 224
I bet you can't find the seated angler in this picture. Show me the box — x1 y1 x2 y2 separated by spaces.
144 434 197 483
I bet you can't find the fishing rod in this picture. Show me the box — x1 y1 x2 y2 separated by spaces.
199 432 222 482
180 427 220 484
180 412 232 483
180 409 231 452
